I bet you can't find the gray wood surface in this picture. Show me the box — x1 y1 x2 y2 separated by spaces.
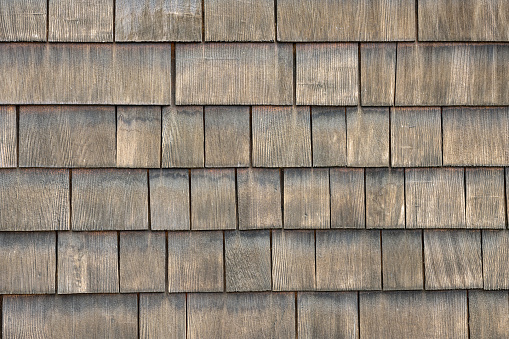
167 231 224 292
466 168 505 228
139 293 186 339
424 230 482 289
361 43 396 106
391 107 442 167
72 169 148 230
483 230 509 289
469 290 509 339
252 106 311 167
117 106 161 168
58 231 119 294
19 105 116 167
330 168 365 229
225 230 271 292
176 43 293 105
0 106 16 167
0 0 46 41
311 107 347 167
366 168 405 229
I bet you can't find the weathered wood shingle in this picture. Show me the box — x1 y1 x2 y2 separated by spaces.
0 0 46 41
311 107 346 167
330 168 365 228
139 293 186 339
366 168 405 229
361 43 396 106
483 230 509 289
469 290 509 339
0 106 16 167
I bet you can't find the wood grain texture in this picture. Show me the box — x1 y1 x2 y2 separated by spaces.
176 43 293 105
482 230 509 289
149 169 190 230
395 43 509 106
205 106 250 167
298 292 358 339
205 0 274 41
311 107 346 167
3 294 137 338
391 107 442 167
424 230 482 289
117 106 161 168
297 43 358 105
443 107 509 166
188 292 295 339
366 168 405 229
72 169 148 230
382 230 423 290
167 231 223 292
272 230 315 291
466 168 505 228
19 105 116 167
284 168 330 229
347 107 389 167
0 43 172 104
469 290 509 339
330 168 365 229
58 231 119 294
120 231 165 292
0 106 16 167
140 293 186 339
252 106 311 167
116 0 201 41
191 169 236 230
225 230 271 292
237 168 282 229
316 230 381 290
0 232 55 294
419 0 509 41
277 0 415 41
405 168 465 228
49 0 113 42
162 106 204 168
360 291 468 339
361 43 396 106
0 168 69 231
0 0 46 41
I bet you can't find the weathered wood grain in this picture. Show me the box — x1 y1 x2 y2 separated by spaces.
382 230 423 290
205 0 274 41
419 0 509 41
72 169 148 230
237 168 282 229
316 230 381 290
347 107 389 167
149 169 190 230
405 168 465 228
311 107 346 167
284 168 330 229
366 168 405 229
188 292 295 339
191 169 236 230
176 43 293 105
3 294 137 338
225 230 271 292
466 168 505 228
19 105 116 167
0 106 16 167
162 106 204 168
205 106 250 167
272 230 315 291
0 43 172 104
360 291 468 339
120 231 165 292
0 0 46 41
298 292 358 339
395 44 509 106
117 106 161 168
49 0 113 42
168 231 223 292
443 107 509 166
0 168 69 231
116 0 201 41
0 232 55 294
252 106 311 167
296 43 357 105
330 168 365 229
58 231 119 294
469 290 509 338
361 43 396 106
277 0 415 41
391 107 442 167
424 230 482 289
483 230 509 289
140 293 186 339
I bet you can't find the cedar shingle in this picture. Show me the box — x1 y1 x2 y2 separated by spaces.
0 0 46 41
482 230 509 289
361 43 396 106
330 168 365 229
466 168 505 229
139 293 186 339
366 168 405 229
469 290 509 339
311 107 347 167
0 106 16 167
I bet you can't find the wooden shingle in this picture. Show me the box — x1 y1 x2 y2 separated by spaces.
361 43 396 106
469 290 509 339
139 293 186 339
0 0 46 41
483 230 509 289
466 168 505 228
0 106 16 167
311 107 346 167
366 168 405 229
330 168 365 228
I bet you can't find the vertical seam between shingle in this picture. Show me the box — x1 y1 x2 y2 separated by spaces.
46 0 49 41
380 230 383 290
393 44 398 107
415 0 419 41
147 169 151 230
165 231 168 293
293 44 297 105
421 229 425 289
137 293 140 339
222 231 226 292
440 107 444 166
112 0 116 42
294 292 298 339
171 44 176 106
505 168 508 229
273 0 277 42
235 169 239 230
15 106 19 167
466 290 471 339
310 107 313 167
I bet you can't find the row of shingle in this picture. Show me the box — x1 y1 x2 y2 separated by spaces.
2 0 508 43
0 43 507 105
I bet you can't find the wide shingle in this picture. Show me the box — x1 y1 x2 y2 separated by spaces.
0 106 16 167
